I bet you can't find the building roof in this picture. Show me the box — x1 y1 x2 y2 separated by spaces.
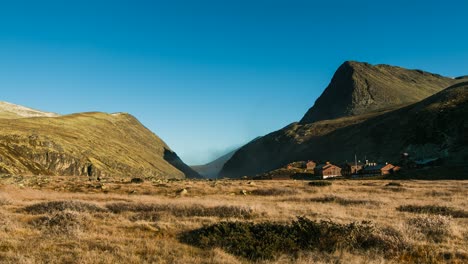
315 163 339 170
315 164 328 169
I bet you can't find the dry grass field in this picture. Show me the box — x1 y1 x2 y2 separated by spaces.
0 175 467 263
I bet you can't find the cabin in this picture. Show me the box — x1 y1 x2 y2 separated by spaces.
360 163 396 177
314 162 342 179
341 162 365 177
286 160 316 172
381 163 396 175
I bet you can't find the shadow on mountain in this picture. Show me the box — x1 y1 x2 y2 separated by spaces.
164 148 203 179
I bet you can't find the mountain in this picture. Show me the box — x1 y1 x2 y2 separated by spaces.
220 62 466 178
0 105 201 179
191 137 261 179
191 149 237 179
0 101 59 119
300 61 455 123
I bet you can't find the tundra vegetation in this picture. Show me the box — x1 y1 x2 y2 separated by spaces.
0 175 467 263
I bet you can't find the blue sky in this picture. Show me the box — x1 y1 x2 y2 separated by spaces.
0 0 467 164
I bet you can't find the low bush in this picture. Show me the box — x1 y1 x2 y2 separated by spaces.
130 178 144 183
407 215 452 243
385 182 402 187
308 181 332 187
180 217 406 260
251 188 298 196
397 205 468 218
23 200 106 214
30 210 88 236
106 203 254 219
310 195 380 206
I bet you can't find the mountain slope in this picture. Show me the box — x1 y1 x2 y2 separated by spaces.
0 108 200 179
0 101 59 119
220 63 466 178
300 61 455 123
191 149 238 179
191 137 262 179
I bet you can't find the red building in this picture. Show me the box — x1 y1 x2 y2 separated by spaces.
314 162 342 179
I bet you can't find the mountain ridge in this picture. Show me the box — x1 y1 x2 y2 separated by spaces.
0 104 200 179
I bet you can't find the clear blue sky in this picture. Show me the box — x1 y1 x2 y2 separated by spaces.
1 0 467 165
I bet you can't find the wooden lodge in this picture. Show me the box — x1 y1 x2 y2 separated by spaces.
359 163 396 177
314 162 342 179
341 162 365 176
286 160 316 172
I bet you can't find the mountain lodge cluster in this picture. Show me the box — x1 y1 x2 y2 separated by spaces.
284 160 401 179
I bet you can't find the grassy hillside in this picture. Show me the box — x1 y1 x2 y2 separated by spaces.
221 81 467 178
0 111 200 179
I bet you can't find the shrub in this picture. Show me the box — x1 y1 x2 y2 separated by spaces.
130 178 144 183
106 203 254 219
385 182 402 187
310 195 380 206
407 215 452 243
180 217 406 261
251 188 298 196
23 200 107 214
30 210 87 236
308 181 332 187
397 205 468 218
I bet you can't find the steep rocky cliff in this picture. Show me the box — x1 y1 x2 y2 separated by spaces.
0 108 200 179
300 61 455 123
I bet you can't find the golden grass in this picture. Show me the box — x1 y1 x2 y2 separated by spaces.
0 177 467 263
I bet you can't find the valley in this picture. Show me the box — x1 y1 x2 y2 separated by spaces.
0 176 466 263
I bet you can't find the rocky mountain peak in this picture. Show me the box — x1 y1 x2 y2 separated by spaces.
299 61 454 124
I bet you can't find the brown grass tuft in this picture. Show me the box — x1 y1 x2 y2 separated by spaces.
397 204 468 218
22 200 107 214
250 188 298 196
106 202 255 219
310 195 381 206
407 215 452 243
30 210 88 236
